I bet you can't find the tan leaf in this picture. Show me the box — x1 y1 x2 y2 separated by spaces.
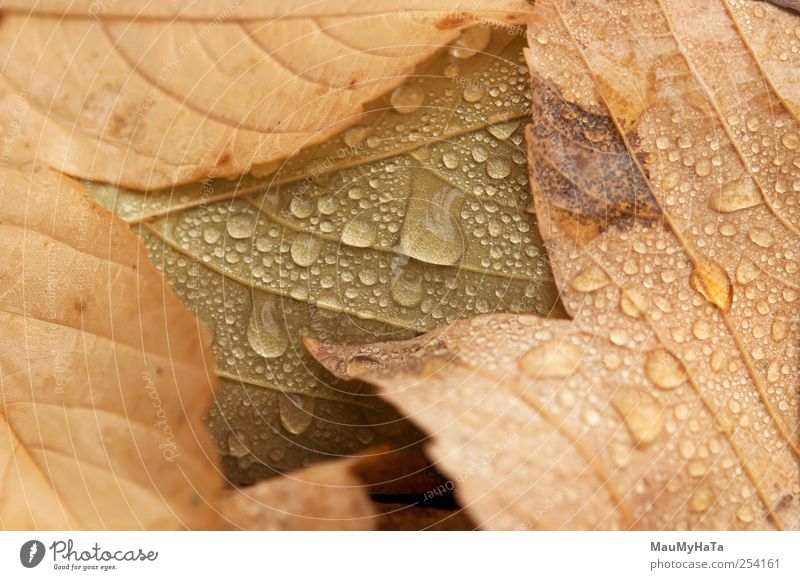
0 1 531 189
0 164 221 529
88 28 563 483
219 456 377 531
308 0 800 530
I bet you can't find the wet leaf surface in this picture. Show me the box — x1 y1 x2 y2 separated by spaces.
89 28 563 484
308 0 800 530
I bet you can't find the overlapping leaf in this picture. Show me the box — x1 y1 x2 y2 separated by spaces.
0 0 531 189
0 164 221 529
89 28 563 483
309 0 800 530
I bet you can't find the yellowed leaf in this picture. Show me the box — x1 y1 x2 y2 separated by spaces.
308 0 800 530
0 0 531 189
0 164 221 529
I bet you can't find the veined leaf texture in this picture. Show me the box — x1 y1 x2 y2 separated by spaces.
308 0 800 530
89 28 563 483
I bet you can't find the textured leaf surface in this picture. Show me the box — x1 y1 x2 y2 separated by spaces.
89 28 563 484
309 0 800 530
0 165 220 530
0 0 531 189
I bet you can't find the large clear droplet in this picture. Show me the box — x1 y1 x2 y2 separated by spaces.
247 300 289 359
279 393 315 435
398 169 464 266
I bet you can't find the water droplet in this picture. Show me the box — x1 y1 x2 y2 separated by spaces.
781 132 799 150
534 29 549 45
690 257 732 312
355 426 375 445
390 84 425 114
748 227 773 248
695 158 711 177
609 328 629 346
736 258 760 284
279 393 315 435
655 135 671 150
611 387 664 447
290 196 314 219
708 177 762 213
443 63 459 77
341 214 377 248
645 348 686 389
487 120 520 141
463 83 485 103
448 25 492 59
290 233 321 267
519 340 582 378
619 285 648 319
442 151 460 169
247 300 289 359
203 226 221 244
687 460 707 477
317 195 338 215
486 158 512 179
358 268 378 286
226 212 256 239
767 360 781 383
390 270 424 307
471 145 488 163
771 318 788 341
689 487 713 513
344 125 369 147
399 170 464 266
569 265 610 292
692 319 711 340
737 505 755 523
227 432 249 458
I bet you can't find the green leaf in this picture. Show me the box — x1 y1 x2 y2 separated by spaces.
88 28 563 483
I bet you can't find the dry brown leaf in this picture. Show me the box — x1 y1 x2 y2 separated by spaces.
0 164 221 529
308 0 800 530
0 1 531 189
0 163 402 531
219 456 377 531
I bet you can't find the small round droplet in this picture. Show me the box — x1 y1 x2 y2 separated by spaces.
611 388 664 447
226 212 256 239
290 233 321 267
290 196 315 219
341 215 377 248
203 226 221 244
486 158 511 179
695 158 711 177
463 83 485 103
645 348 686 389
391 84 425 114
569 265 610 292
442 151 460 169
448 25 492 58
279 393 315 435
689 487 713 513
781 132 799 150
519 340 582 378
247 301 289 359
390 271 423 307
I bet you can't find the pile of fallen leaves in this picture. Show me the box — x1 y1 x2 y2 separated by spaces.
0 0 798 530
